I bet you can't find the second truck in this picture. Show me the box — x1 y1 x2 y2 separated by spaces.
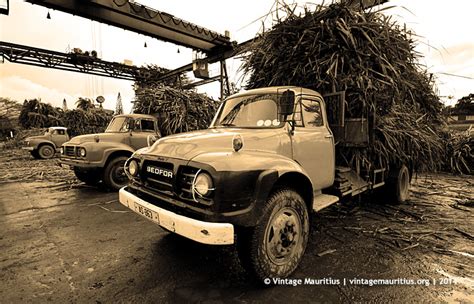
60 114 161 190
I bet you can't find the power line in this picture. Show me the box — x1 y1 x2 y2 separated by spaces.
436 72 474 80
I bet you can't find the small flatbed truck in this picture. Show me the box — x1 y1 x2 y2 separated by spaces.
23 126 69 159
118 87 410 281
60 114 160 190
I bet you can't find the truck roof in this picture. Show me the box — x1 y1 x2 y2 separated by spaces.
49 126 67 130
229 86 322 99
115 113 157 120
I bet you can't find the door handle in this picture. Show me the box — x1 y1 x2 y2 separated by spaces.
325 134 333 138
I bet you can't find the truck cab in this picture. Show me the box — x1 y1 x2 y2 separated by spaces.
60 114 160 190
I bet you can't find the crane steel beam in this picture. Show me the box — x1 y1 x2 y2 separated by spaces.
0 41 213 88
182 76 220 90
0 41 149 80
157 38 256 81
25 0 232 53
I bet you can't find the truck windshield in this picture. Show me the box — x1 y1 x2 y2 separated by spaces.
105 117 129 133
213 94 282 128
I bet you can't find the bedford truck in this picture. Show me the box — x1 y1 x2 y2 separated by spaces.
23 126 69 159
60 114 160 190
118 87 410 281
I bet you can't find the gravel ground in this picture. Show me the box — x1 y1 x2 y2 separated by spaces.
0 149 472 303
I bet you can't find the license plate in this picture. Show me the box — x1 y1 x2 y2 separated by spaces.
134 202 159 223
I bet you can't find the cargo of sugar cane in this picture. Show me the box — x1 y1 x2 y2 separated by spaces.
241 2 446 173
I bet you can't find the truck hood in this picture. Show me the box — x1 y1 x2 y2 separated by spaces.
66 132 122 144
142 127 290 161
25 135 48 141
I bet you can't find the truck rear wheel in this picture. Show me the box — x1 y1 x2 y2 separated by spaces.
237 188 309 283
386 165 410 203
103 156 129 191
38 144 55 159
73 167 101 186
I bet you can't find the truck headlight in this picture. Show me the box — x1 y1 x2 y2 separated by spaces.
128 159 139 177
60 147 64 154
193 172 213 197
77 147 86 157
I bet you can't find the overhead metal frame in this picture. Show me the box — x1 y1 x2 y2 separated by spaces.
25 0 233 53
0 41 148 81
9 0 389 97
0 41 218 89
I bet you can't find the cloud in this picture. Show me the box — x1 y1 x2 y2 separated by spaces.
0 75 76 106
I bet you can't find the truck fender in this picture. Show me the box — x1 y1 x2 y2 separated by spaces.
36 140 56 150
250 169 314 225
204 152 314 227
102 145 135 166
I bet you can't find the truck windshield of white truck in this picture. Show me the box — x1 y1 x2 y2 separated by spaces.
213 93 282 128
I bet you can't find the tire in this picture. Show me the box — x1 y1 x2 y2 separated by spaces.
386 165 410 203
38 144 55 159
237 188 309 282
30 150 41 159
73 167 101 186
103 156 129 191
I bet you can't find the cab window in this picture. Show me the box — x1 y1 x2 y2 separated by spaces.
301 99 323 128
56 129 66 135
140 120 155 132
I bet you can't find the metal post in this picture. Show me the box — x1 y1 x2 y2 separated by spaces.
220 60 230 100
220 61 224 101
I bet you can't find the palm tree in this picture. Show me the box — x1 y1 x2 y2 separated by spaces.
76 97 94 111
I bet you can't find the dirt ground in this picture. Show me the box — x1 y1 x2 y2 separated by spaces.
0 149 473 303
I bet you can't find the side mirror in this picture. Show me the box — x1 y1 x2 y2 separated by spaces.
147 135 158 147
279 90 295 117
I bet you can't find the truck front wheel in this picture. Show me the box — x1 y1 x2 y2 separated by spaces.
103 156 129 191
73 167 101 186
38 144 55 159
237 188 309 283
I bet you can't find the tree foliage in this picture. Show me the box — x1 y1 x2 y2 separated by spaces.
18 98 113 137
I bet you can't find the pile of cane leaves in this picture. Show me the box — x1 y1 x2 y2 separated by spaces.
133 65 219 136
444 127 473 175
133 85 219 136
241 2 445 171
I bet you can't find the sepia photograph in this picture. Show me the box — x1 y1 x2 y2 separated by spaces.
0 0 473 302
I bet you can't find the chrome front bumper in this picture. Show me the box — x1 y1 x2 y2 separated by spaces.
119 187 234 245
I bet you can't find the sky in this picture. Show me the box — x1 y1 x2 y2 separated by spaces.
0 0 473 113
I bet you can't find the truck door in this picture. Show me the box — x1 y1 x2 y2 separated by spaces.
291 96 335 190
129 119 156 150
51 129 68 147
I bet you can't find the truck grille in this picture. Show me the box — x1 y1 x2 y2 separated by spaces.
138 161 213 207
64 146 76 157
141 160 174 194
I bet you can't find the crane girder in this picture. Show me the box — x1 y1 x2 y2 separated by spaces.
25 0 233 53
